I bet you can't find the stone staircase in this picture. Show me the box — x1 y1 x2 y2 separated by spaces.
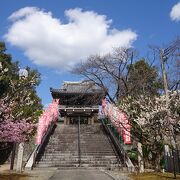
80 124 121 169
35 123 122 169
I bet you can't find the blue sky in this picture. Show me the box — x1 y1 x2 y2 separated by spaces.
1 0 180 106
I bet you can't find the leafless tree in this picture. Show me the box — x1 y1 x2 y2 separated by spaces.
149 38 180 91
72 48 135 104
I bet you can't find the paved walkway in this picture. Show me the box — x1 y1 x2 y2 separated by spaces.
26 168 130 180
0 164 131 180
49 169 114 180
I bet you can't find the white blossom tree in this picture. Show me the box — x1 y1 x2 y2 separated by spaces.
119 91 180 169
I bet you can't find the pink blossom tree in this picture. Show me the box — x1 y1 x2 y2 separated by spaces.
0 42 42 143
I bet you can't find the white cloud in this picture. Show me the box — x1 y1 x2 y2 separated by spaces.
5 7 137 69
8 7 40 21
170 2 180 22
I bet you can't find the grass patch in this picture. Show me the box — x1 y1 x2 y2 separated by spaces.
129 172 180 180
0 173 28 180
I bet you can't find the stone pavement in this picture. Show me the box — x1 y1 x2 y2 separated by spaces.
49 169 113 180
0 165 131 180
0 163 10 172
26 168 131 180
26 167 57 180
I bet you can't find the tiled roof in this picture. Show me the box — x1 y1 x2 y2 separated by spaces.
50 80 102 94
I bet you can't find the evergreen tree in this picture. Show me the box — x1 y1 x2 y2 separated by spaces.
126 59 162 97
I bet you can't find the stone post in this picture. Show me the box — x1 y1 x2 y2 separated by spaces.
67 117 70 125
16 142 24 173
10 143 16 170
137 142 144 173
64 116 70 125
88 117 91 125
164 145 170 172
91 116 94 125
164 144 170 156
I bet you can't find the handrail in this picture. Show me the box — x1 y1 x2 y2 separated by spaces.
101 119 135 172
25 122 56 170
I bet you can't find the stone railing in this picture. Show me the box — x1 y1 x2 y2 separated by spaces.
25 122 55 170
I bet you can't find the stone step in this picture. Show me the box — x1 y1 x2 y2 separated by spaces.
36 163 120 169
37 159 118 163
37 154 117 158
45 143 112 146
38 160 118 164
37 157 118 161
38 158 118 162
37 160 118 165
42 150 116 153
36 164 79 168
42 152 116 156
56 166 121 171
49 138 78 141
38 154 117 157
44 148 115 152
45 143 78 145
36 163 121 167
35 123 121 169
50 136 109 138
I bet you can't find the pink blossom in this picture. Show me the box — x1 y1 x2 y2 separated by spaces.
101 99 131 144
36 99 59 144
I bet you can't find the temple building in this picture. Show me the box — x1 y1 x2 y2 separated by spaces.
25 80 134 170
50 80 104 125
